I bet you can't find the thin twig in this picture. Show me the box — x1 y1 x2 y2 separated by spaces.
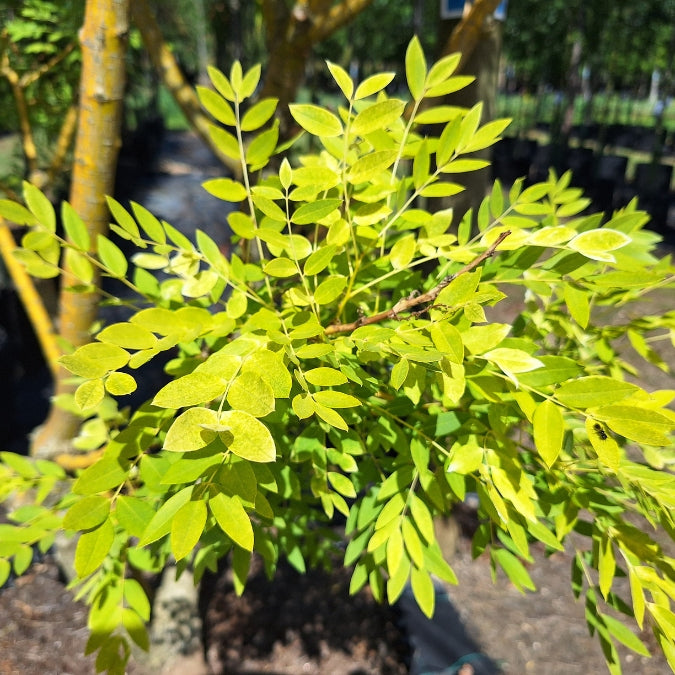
325 230 511 335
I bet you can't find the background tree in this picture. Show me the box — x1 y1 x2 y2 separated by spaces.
28 0 130 459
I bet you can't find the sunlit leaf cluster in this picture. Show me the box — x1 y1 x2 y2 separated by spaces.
0 38 674 674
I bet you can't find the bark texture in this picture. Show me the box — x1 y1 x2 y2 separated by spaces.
32 0 130 458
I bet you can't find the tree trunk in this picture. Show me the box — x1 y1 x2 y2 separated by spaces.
435 0 503 229
31 0 129 458
260 0 375 137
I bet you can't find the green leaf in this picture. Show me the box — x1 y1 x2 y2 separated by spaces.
484 348 543 374
305 367 348 387
292 199 341 225
219 410 276 462
314 390 360 408
0 558 11 587
60 342 130 379
492 547 535 593
429 323 463 364
598 534 616 600
23 182 55 231
303 244 337 276
289 104 342 137
203 178 248 202
74 517 114 578
263 257 298 278
409 494 434 544
208 124 241 160
326 61 353 99
210 493 253 551
241 98 278 131
586 418 620 468
327 471 356 498
563 284 590 329
0 199 37 225
390 234 416 270
410 566 435 618
163 407 219 452
313 401 348 431
115 496 156 538
555 377 639 409
241 64 261 99
569 229 631 262
171 500 207 561
122 607 149 651
63 496 110 531
241 350 292 398
207 65 235 100
351 99 405 136
386 526 405 576
314 275 347 305
405 35 427 101
96 234 127 277
446 440 483 474
227 371 276 417
426 75 474 98
533 400 564 467
354 72 395 100
153 372 228 408
595 405 673 447
463 118 511 153
246 121 279 168
97 322 157 350
62 202 90 250
72 458 128 495
75 378 105 411
196 85 236 125
138 486 193 546
603 614 651 657
390 358 409 390
347 150 397 184
427 52 461 88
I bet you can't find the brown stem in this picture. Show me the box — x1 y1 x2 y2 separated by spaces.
325 230 511 335
20 42 76 87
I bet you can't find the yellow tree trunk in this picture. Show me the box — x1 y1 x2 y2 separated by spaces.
32 0 130 458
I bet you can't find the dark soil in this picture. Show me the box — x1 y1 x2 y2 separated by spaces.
0 529 671 674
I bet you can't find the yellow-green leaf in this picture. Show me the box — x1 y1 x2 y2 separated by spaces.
170 500 207 561
203 178 248 202
97 322 158 350
533 400 564 467
351 99 405 136
326 61 353 100
74 517 114 578
405 35 427 101
289 103 342 137
390 234 416 270
354 72 395 100
210 493 254 551
75 378 105 411
219 410 276 462
305 367 348 386
163 407 219 452
60 342 130 379
63 496 110 531
153 372 227 408
227 371 276 417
